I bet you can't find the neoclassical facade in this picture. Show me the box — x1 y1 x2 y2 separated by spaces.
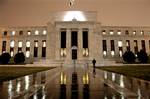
0 11 150 64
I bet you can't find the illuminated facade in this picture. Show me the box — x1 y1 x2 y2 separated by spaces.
0 11 150 64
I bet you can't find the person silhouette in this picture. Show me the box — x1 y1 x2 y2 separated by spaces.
92 58 96 76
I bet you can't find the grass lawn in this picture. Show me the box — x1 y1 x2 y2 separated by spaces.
97 65 150 81
0 66 55 82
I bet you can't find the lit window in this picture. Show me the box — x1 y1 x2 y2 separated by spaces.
141 31 144 35
42 41 46 47
117 31 121 35
60 48 66 57
18 41 22 48
102 30 106 35
119 51 123 57
26 41 30 47
83 48 89 56
26 51 30 58
27 31 31 35
133 31 136 35
35 30 39 35
118 41 122 47
35 41 38 47
10 40 15 48
110 30 114 35
12 31 15 36
43 30 47 35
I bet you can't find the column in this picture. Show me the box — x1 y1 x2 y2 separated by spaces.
78 29 82 61
145 40 149 53
130 40 134 52
66 29 71 62
38 40 42 59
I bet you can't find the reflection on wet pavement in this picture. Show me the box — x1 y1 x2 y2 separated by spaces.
0 64 150 99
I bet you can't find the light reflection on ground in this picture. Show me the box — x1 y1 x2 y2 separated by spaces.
0 65 149 99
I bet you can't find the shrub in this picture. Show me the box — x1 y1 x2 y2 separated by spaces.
0 53 11 64
137 50 148 63
14 52 25 64
123 50 135 63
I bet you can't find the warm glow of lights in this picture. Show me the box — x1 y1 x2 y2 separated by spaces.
103 51 107 56
60 48 66 57
18 41 23 48
83 48 89 56
26 41 30 47
112 73 115 82
118 41 122 47
120 75 124 88
60 72 66 84
104 71 107 79
10 40 15 48
83 73 89 84
25 76 30 90
16 80 21 93
10 51 14 57
26 51 30 58
43 30 47 35
63 11 86 21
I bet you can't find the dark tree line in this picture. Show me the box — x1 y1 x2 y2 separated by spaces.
123 49 148 63
0 52 25 64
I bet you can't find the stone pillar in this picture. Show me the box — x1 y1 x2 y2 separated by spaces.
38 40 42 59
123 40 126 53
66 29 71 62
138 39 142 51
55 29 60 60
107 39 111 58
78 29 82 61
130 40 134 52
114 39 119 57
145 40 149 54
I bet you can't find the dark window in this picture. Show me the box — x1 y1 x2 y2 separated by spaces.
19 31 23 35
82 31 88 48
34 40 38 57
3 31 7 36
2 41 6 53
134 40 138 54
61 31 66 48
71 31 78 47
42 40 46 57
18 48 22 52
102 40 107 51
125 30 129 35
141 40 146 51
110 40 115 51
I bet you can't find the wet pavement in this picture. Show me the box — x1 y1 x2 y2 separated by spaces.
0 64 150 99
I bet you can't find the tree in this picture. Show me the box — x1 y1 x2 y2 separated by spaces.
0 53 11 64
123 50 135 63
137 50 148 63
14 52 25 64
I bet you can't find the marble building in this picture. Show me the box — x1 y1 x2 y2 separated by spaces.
0 11 150 64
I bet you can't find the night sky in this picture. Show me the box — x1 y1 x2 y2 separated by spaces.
0 0 150 26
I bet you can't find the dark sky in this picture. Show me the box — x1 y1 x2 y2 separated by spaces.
0 0 150 26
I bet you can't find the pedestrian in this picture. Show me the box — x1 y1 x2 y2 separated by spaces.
92 58 96 76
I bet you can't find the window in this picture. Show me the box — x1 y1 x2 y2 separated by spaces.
42 40 46 57
12 31 15 36
125 30 129 35
26 41 30 47
82 31 88 48
117 30 121 35
110 40 115 57
110 30 114 35
141 40 146 51
3 31 7 36
126 40 130 51
18 41 23 52
134 40 138 54
141 30 144 35
26 51 30 58
27 31 31 35
102 30 106 35
2 41 6 53
61 31 66 48
34 40 38 57
35 30 39 35
19 31 23 35
102 40 107 57
118 41 123 57
43 30 47 35
10 40 15 48
133 31 136 35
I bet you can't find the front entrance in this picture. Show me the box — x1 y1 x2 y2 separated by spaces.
72 49 77 59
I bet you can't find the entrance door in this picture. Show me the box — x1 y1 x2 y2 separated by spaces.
72 49 77 60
